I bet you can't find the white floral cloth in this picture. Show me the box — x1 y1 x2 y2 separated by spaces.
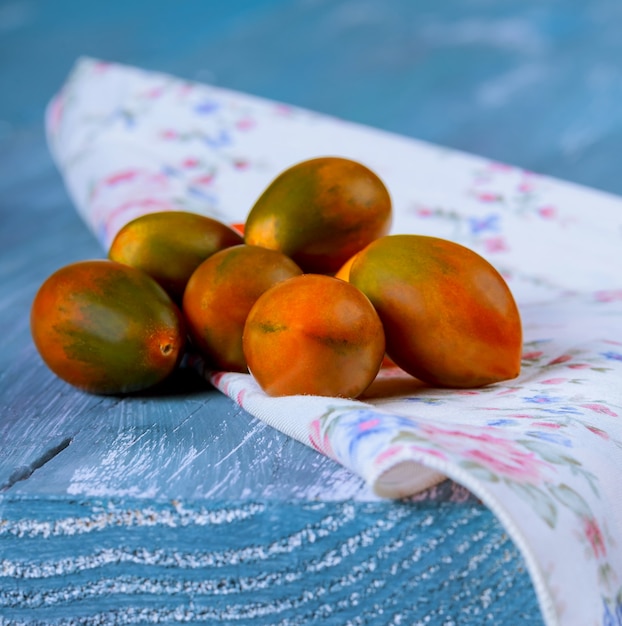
46 57 622 626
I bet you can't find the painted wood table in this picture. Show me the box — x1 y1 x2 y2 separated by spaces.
2 2 622 624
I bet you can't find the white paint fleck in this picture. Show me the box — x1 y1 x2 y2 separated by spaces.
213 422 266 467
477 64 548 107
421 17 548 55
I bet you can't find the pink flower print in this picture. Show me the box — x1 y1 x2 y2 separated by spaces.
522 350 544 361
417 425 548 483
594 289 622 302
585 425 609 440
537 205 557 219
482 236 508 253
581 403 618 417
178 82 195 97
517 181 534 193
193 174 215 186
233 159 249 170
358 418 381 432
309 419 335 459
547 354 573 366
374 445 404 465
274 103 294 116
466 444 545 483
105 198 171 235
488 161 514 172
104 170 140 186
161 129 178 140
93 61 111 73
567 363 590 370
583 517 606 559
408 445 448 461
182 157 200 168
236 118 256 131
414 205 434 217
540 378 567 385
144 86 164 99
92 169 174 245
475 191 503 203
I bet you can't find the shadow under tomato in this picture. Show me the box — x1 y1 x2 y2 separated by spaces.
360 365 429 400
128 364 215 398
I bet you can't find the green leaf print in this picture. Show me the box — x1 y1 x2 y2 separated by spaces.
459 460 500 483
547 483 591 517
519 439 582 466
506 480 558 529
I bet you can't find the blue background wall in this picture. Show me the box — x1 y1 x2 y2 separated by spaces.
2 0 622 198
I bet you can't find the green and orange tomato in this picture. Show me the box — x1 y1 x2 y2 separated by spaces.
182 244 303 372
31 260 186 395
349 234 523 388
244 156 392 274
108 211 243 302
242 274 386 398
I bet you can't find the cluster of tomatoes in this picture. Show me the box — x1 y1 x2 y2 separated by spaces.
31 157 522 398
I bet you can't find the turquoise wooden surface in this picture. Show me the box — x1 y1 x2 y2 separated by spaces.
3 0 622 623
1 495 540 624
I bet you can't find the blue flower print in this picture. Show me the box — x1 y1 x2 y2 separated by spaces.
602 596 622 626
331 409 419 461
204 129 231 148
468 214 500 235
526 431 573 447
487 418 518 426
523 394 560 404
194 100 220 115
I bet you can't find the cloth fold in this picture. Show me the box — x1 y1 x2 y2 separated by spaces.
46 57 622 626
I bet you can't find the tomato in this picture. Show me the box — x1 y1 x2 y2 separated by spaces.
182 244 302 372
30 260 186 394
334 251 361 281
242 274 386 398
349 234 522 388
244 157 392 274
108 211 243 302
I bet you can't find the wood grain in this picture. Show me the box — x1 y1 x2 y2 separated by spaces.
1 497 541 625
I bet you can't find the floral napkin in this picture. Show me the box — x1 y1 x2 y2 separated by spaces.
46 57 622 626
